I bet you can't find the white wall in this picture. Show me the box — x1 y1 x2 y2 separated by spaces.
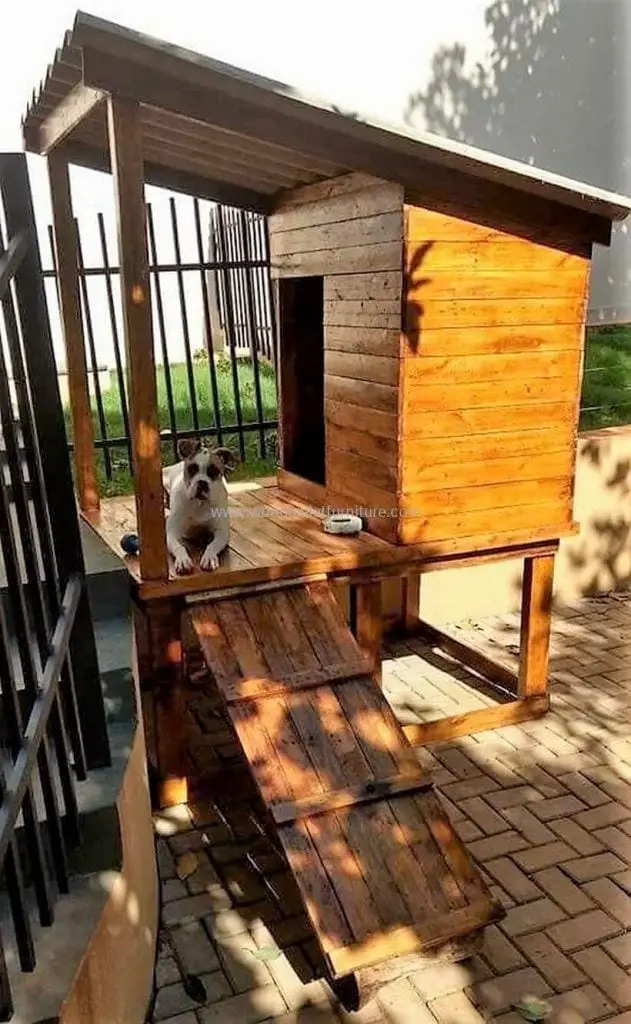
2 0 629 374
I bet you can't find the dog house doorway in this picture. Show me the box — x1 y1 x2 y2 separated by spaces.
277 276 325 486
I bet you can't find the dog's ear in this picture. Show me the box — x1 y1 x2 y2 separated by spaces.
213 447 236 473
177 438 201 460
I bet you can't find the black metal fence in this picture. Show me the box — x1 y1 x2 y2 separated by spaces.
0 154 110 1020
42 198 278 493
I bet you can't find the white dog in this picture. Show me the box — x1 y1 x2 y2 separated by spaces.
163 440 234 574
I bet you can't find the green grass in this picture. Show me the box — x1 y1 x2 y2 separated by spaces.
581 325 631 431
65 356 279 497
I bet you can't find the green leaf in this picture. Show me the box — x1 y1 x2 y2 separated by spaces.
249 945 281 962
513 997 552 1021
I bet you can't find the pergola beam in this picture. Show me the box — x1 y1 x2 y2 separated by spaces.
37 82 105 154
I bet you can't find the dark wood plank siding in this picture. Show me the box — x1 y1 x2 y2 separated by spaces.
271 174 404 540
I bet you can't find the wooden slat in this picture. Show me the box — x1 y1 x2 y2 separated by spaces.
324 299 401 329
353 582 383 679
327 374 398 414
404 202 591 248
107 95 167 580
402 401 576 439
404 349 580 386
269 182 403 233
328 899 500 976
401 425 574 468
224 660 372 703
403 477 570 516
272 241 402 278
519 554 555 697
402 377 579 414
273 173 386 210
271 211 402 256
272 771 431 825
402 323 584 358
326 398 398 439
325 271 402 302
400 505 570 546
47 152 99 513
325 325 401 357
325 351 400 386
403 695 550 746
402 450 574 495
39 83 105 153
404 296 586 331
326 423 398 465
405 239 585 275
406 267 587 302
327 448 398 494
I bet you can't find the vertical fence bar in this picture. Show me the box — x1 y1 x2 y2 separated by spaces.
147 203 178 458
169 197 199 432
193 197 223 444
97 211 132 469
262 216 279 369
238 209 266 456
215 206 246 460
75 219 112 479
0 312 70 894
0 153 110 770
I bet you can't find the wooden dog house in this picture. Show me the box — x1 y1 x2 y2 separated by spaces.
22 11 631 1005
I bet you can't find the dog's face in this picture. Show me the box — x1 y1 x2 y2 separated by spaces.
177 440 234 502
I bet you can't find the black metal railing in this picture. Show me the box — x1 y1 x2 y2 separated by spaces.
0 153 110 1020
42 198 279 494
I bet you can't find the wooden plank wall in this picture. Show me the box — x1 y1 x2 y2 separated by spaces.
399 197 592 550
270 173 405 541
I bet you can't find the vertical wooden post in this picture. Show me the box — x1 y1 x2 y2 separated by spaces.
107 95 168 581
518 554 555 698
353 581 383 684
401 574 421 633
47 153 99 514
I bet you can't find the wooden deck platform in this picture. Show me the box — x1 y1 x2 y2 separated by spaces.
83 478 566 602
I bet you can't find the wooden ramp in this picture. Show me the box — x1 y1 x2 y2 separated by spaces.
186 580 503 989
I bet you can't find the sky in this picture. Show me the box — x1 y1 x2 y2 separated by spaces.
0 0 490 366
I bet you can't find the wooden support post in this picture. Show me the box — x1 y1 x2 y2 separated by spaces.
107 95 168 581
401 574 421 633
518 554 555 698
353 581 383 683
47 152 99 514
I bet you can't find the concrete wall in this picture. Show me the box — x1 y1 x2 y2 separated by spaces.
60 725 158 1024
403 425 631 625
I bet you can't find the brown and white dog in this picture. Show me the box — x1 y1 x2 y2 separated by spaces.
163 440 234 574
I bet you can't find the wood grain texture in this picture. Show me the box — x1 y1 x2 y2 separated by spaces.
519 554 555 697
406 238 586 275
325 326 401 357
402 324 584 358
402 450 574 495
402 401 576 439
325 351 399 387
403 695 550 746
405 295 586 331
272 172 387 210
325 271 402 301
269 181 402 233
47 152 99 513
271 240 402 278
108 95 168 580
399 503 570 545
325 299 400 329
271 211 402 257
404 349 580 386
325 399 398 439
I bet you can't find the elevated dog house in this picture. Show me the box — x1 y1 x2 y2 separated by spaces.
22 11 631 1003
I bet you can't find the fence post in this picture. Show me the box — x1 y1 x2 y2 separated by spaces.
47 152 99 514
0 153 110 770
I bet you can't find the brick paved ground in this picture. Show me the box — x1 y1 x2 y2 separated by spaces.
150 592 631 1024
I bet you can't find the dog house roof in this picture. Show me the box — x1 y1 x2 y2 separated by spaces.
22 10 631 225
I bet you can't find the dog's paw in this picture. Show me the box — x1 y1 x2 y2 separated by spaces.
173 551 194 574
200 549 219 571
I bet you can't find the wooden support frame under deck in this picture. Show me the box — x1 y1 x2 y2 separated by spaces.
401 549 555 747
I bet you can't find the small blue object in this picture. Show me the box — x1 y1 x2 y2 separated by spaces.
120 532 140 556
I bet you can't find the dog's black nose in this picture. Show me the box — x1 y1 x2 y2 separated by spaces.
195 479 209 497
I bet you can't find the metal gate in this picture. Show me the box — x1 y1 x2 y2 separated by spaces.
0 153 110 1019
